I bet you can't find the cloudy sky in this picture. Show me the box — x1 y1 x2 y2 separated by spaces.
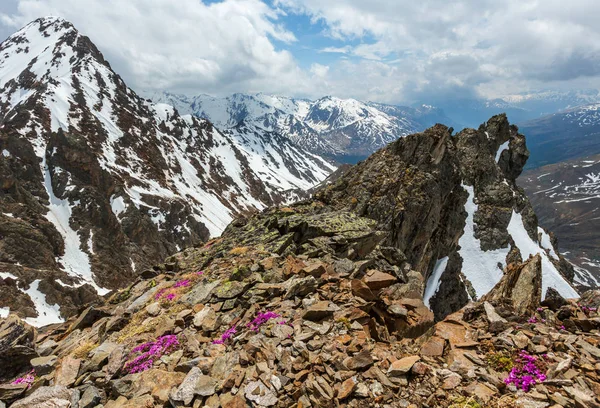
0 0 599 104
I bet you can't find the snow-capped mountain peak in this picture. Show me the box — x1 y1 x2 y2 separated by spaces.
0 17 334 326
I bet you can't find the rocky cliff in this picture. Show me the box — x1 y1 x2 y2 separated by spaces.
1 115 598 408
0 17 334 326
316 114 578 319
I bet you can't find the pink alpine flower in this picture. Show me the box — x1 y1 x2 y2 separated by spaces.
212 325 237 345
173 279 190 288
246 311 280 332
504 351 547 392
124 335 179 374
12 370 35 388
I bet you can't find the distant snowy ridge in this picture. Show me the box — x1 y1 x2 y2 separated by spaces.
144 91 424 159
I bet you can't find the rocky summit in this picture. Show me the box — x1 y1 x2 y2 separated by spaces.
1 113 599 408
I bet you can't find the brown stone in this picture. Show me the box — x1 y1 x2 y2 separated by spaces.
344 350 374 371
55 356 81 387
387 356 420 376
337 377 357 400
420 336 445 357
351 279 377 301
411 362 432 376
483 255 543 316
434 321 468 348
363 270 397 291
221 394 247 408
303 301 338 321
442 374 462 390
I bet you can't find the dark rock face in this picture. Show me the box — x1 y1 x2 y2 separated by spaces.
541 287 568 311
0 17 334 324
0 315 37 380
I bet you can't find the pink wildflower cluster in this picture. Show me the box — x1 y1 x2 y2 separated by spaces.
527 315 546 324
211 311 289 345
12 370 35 388
212 325 237 344
579 304 598 315
173 279 190 288
246 311 280 332
504 351 547 392
154 288 166 300
123 335 179 374
197 270 204 276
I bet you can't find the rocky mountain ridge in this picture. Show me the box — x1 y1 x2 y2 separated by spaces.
0 17 335 326
1 114 596 408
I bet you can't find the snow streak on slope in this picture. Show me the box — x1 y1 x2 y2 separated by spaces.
458 184 578 300
507 212 579 298
22 280 64 326
424 257 449 309
42 156 110 295
459 185 510 298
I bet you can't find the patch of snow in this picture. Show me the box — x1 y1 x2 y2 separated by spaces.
41 155 109 295
495 141 510 163
507 211 579 299
537 227 558 259
88 230 95 255
458 184 510 298
0 272 18 280
0 307 9 318
2 149 9 157
3 212 14 218
110 195 126 218
22 280 64 327
424 257 449 309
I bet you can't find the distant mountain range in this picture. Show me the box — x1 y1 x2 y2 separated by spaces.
144 91 456 163
518 103 600 169
145 90 600 168
433 90 600 129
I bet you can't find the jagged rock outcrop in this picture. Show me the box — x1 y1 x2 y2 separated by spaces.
316 114 578 319
483 254 543 316
0 17 334 325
